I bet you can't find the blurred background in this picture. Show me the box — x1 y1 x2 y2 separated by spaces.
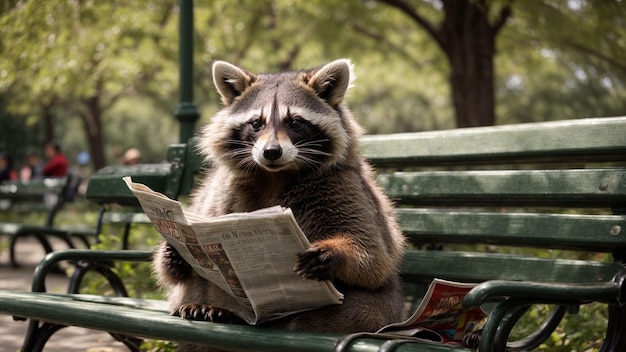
1 0 625 175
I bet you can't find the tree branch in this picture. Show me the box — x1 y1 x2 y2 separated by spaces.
348 22 429 67
563 40 626 73
376 0 445 50
492 1 513 34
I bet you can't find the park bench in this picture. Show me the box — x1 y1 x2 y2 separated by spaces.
0 116 624 352
0 174 96 267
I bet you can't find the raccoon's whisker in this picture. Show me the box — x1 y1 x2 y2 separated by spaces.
224 140 255 150
295 153 326 171
225 151 251 162
294 138 330 149
234 156 256 171
296 157 321 169
298 148 332 158
224 144 253 159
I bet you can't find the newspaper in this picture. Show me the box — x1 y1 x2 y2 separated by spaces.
123 177 343 325
378 278 486 344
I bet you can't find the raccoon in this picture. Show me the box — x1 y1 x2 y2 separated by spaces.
154 59 407 351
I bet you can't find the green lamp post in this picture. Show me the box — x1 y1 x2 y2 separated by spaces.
175 0 200 144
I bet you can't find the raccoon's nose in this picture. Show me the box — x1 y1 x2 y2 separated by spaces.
263 144 283 161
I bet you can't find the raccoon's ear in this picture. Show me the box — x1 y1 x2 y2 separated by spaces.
212 61 256 106
306 59 355 107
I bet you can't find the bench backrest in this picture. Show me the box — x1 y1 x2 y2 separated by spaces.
85 139 205 206
85 116 626 288
361 117 626 288
0 174 82 226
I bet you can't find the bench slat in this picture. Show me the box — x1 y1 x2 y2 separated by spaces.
0 178 68 201
401 251 621 284
381 168 626 207
397 209 626 252
362 116 626 167
85 164 172 205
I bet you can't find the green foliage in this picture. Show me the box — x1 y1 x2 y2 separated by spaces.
139 340 177 352
496 0 626 125
83 222 163 298
510 303 607 351
2 0 626 172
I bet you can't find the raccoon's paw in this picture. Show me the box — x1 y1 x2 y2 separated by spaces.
294 245 343 281
161 243 193 282
173 304 245 324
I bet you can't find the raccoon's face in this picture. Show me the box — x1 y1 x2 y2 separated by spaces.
203 59 360 174
239 99 333 172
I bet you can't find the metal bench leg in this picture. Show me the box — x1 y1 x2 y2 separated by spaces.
600 304 626 352
122 222 132 249
66 259 144 351
21 319 68 352
19 316 143 352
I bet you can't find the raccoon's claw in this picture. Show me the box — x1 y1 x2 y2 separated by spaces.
294 247 339 281
173 304 245 324
162 243 193 282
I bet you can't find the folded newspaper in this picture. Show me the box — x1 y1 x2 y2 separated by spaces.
123 177 343 325
377 278 487 344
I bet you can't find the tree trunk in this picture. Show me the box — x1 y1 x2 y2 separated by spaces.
441 0 496 127
81 95 107 170
377 0 511 128
42 104 55 143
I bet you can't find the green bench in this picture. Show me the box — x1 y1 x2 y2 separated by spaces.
0 174 96 267
0 116 625 352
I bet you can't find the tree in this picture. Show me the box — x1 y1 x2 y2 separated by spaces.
375 0 511 127
0 1 178 170
2 0 625 173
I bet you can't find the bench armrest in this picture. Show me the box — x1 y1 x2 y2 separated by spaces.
462 279 623 307
32 249 153 292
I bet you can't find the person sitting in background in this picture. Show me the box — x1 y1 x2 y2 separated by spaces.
123 148 141 165
19 152 44 181
0 152 18 182
42 141 68 177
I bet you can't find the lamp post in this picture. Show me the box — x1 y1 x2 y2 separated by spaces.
175 0 200 144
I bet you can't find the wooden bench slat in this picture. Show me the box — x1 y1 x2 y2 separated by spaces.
381 168 626 206
0 178 68 200
362 116 626 167
401 251 620 284
85 163 172 205
397 209 626 252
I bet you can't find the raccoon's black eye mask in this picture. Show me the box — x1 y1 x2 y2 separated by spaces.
250 119 263 132
287 117 304 130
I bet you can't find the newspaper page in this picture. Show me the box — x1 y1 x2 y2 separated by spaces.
123 177 343 325
378 278 486 344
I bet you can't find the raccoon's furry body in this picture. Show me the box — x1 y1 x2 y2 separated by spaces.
154 59 406 351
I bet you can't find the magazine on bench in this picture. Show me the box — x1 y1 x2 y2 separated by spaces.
124 177 486 339
377 278 486 344
123 177 343 325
